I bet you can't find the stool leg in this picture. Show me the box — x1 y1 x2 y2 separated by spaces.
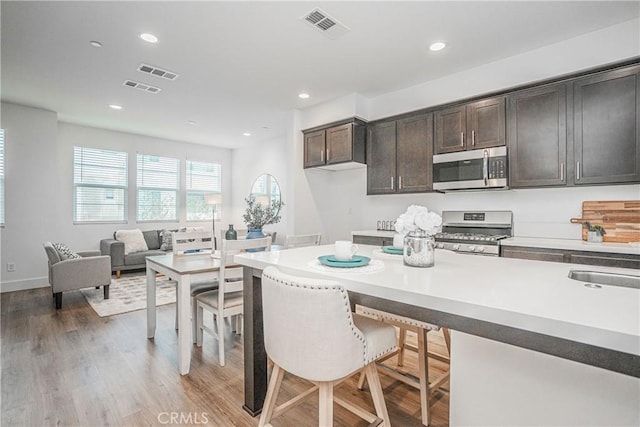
418 328 430 427
364 363 391 427
357 369 366 390
443 328 451 354
259 363 284 427
397 326 407 367
318 382 333 427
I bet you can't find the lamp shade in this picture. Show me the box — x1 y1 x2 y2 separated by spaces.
205 193 222 205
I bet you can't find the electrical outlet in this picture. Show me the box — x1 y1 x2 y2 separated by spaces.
7 262 16 272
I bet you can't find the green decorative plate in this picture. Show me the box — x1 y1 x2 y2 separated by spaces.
382 246 403 255
318 255 371 268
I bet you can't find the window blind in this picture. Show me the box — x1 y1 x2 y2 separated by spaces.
137 154 179 221
73 146 128 222
186 160 222 221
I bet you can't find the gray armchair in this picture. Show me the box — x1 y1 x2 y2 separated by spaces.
43 242 112 309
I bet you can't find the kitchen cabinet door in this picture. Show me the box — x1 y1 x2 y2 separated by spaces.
326 123 353 164
467 97 506 150
434 105 465 154
367 121 397 194
435 97 505 154
396 113 433 193
508 84 567 187
574 65 640 185
303 129 325 168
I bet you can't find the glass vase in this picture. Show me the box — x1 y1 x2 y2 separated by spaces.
225 224 237 240
403 230 435 268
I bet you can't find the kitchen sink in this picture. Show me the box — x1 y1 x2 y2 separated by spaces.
569 270 640 290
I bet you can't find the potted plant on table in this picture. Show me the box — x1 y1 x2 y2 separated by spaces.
242 195 284 249
583 221 606 243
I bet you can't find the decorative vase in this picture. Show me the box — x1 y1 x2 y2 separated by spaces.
587 231 603 243
246 228 266 252
403 230 435 268
225 224 237 240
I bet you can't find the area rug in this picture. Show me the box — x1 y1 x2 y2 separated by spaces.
80 273 176 317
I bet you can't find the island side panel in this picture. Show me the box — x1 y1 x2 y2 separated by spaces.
450 331 640 426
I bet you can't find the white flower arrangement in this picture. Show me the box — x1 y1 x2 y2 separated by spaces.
394 205 442 236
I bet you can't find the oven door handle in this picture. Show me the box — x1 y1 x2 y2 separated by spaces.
483 150 489 186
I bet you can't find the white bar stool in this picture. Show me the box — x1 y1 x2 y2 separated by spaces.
355 305 451 426
259 266 398 427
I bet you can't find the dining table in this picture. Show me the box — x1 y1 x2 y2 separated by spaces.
234 244 639 426
146 252 225 375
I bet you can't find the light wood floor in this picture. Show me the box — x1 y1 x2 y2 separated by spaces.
1 284 449 426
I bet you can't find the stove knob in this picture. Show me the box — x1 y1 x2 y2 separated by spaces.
477 247 485 253
437 243 445 249
468 246 475 252
452 244 460 251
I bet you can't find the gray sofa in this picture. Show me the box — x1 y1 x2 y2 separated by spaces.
100 230 169 277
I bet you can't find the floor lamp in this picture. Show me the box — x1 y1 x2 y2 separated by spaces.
205 194 222 250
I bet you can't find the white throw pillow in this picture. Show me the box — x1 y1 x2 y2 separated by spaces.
115 229 149 255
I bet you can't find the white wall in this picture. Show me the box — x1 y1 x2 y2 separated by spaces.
1 103 233 292
229 131 289 244
294 19 640 243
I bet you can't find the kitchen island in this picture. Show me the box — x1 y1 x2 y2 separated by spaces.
235 244 639 426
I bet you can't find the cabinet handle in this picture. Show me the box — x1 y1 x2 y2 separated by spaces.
576 161 580 181
320 149 324 163
391 176 394 190
472 130 476 147
461 132 465 147
399 176 403 190
560 162 564 181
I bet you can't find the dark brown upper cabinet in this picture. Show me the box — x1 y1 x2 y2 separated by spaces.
508 83 568 187
573 65 640 185
435 97 506 154
367 113 433 195
303 118 366 170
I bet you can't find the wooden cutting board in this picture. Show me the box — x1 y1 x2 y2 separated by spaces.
570 200 640 243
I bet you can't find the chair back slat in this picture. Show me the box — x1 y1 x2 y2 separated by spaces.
172 231 213 255
284 233 322 249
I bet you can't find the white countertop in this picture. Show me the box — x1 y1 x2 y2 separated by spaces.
501 236 640 255
353 230 640 256
352 229 395 238
236 244 639 357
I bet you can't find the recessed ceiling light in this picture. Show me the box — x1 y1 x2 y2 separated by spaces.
298 93 310 99
108 104 123 110
429 41 446 52
89 40 103 48
243 132 251 137
140 33 158 44
187 120 196 125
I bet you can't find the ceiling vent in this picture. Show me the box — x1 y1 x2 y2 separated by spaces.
137 64 179 81
301 8 350 40
123 80 162 94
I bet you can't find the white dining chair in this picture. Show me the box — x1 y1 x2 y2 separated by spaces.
283 232 322 248
195 236 272 366
171 230 219 342
259 266 397 427
355 305 451 427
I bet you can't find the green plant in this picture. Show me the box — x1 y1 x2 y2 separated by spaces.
242 194 284 230
583 221 606 236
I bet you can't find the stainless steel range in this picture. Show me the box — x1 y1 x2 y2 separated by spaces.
434 210 513 256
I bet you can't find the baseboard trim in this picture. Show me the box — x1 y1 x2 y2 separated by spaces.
0 276 49 293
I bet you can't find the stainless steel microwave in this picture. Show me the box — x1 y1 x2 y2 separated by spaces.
433 146 508 191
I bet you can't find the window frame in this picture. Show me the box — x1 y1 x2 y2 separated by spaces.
73 146 128 224
136 153 180 223
185 160 222 222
